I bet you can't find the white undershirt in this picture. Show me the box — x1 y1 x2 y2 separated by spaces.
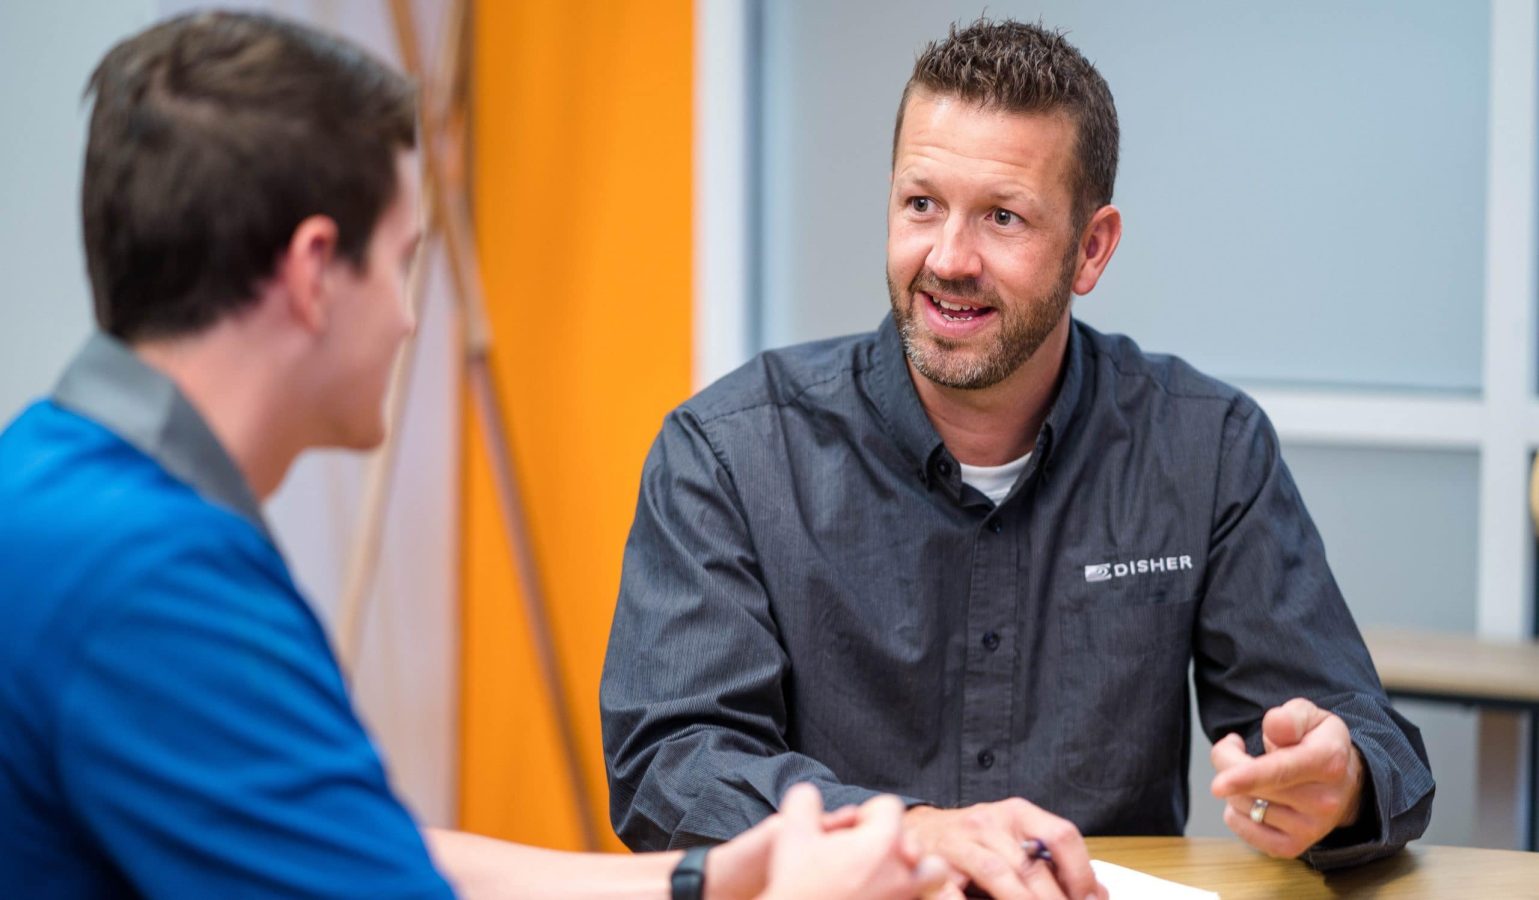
959 451 1032 506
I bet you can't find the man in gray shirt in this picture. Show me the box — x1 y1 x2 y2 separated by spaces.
602 18 1433 898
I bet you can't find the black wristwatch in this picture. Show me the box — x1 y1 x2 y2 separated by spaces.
670 845 710 900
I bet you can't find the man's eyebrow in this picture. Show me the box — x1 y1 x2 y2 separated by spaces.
985 187 1041 209
893 172 938 194
893 172 1043 210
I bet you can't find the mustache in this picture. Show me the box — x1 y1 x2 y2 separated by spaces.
910 270 990 303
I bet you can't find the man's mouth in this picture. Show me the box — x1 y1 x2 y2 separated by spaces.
921 291 994 322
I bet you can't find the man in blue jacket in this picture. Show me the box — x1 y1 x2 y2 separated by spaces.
0 11 946 899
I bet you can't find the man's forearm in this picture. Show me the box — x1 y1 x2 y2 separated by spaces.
424 828 681 900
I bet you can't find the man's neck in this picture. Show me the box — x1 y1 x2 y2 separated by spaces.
134 331 304 501
909 315 1071 467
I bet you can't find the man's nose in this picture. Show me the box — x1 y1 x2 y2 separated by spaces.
926 219 983 282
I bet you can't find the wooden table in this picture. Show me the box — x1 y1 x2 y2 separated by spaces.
1088 836 1539 898
1362 628 1539 850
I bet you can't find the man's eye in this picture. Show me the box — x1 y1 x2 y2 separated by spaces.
909 197 932 213
992 209 1019 226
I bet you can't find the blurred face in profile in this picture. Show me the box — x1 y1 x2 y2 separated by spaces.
312 150 423 449
886 90 1083 391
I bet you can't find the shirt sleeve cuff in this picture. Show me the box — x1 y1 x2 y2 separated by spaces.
1302 741 1400 871
812 782 930 813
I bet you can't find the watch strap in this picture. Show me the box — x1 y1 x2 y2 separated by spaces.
670 845 709 900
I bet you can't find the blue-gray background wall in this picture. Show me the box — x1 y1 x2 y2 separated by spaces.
0 1 153 419
759 1 1487 392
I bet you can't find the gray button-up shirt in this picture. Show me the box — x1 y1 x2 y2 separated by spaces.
601 315 1434 869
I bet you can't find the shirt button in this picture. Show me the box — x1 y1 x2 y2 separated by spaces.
989 520 1003 534
936 459 953 477
981 630 1000 651
977 749 995 769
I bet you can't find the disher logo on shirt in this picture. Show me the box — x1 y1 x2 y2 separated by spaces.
1084 555 1194 583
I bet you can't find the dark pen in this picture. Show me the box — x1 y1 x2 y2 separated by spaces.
1021 838 1054 866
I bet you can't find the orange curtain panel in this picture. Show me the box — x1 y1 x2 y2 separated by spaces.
461 0 694 851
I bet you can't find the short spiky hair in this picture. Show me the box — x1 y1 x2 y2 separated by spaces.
894 18 1119 229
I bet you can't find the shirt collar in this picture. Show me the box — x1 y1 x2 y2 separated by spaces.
1039 318 1087 466
51 332 273 541
866 312 1088 496
868 314 948 482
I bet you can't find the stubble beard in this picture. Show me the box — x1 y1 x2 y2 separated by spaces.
887 247 1078 391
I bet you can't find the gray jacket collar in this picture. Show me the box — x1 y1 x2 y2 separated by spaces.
51 332 272 541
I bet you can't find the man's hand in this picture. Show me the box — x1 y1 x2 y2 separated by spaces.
702 807 785 900
749 784 951 900
1210 697 1367 859
902 799 1106 900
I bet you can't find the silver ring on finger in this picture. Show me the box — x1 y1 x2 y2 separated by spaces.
1249 797 1270 825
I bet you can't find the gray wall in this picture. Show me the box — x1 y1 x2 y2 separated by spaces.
0 1 154 424
759 0 1488 392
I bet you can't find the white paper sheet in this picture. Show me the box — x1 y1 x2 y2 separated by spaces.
1091 859 1221 899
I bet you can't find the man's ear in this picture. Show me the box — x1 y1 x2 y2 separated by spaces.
277 215 341 333
1071 204 1123 296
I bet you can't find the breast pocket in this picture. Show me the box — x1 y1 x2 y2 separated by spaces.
1056 587 1195 791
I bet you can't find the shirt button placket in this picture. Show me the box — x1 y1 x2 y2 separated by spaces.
959 506 1014 804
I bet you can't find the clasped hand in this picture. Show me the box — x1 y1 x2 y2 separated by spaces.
711 783 952 900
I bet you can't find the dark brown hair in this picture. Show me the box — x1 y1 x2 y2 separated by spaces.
895 18 1118 230
81 11 417 342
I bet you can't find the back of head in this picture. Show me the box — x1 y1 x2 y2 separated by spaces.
82 11 417 343
895 18 1119 230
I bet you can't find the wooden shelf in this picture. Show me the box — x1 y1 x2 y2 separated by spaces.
1362 628 1539 707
